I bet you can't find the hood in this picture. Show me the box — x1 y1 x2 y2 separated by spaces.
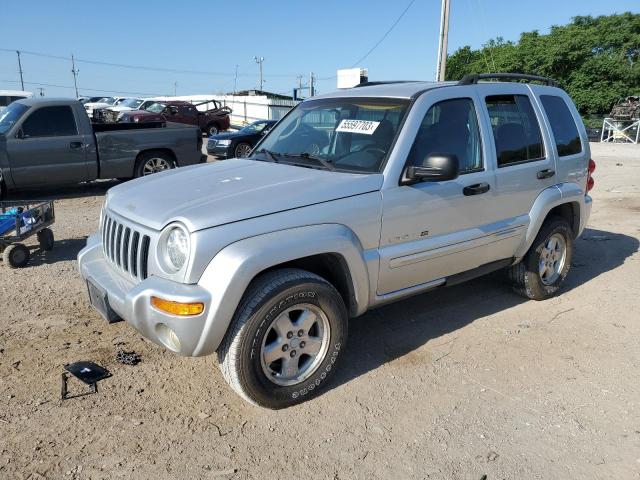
109 105 136 112
126 109 159 118
208 131 239 141
85 102 111 109
106 159 383 232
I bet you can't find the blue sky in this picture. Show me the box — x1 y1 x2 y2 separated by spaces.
1 0 638 98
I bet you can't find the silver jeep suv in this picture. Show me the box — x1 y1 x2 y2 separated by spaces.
78 74 595 408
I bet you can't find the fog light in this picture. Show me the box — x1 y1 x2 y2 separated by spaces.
151 296 204 316
155 323 181 352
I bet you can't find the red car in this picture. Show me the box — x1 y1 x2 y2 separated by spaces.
118 100 231 135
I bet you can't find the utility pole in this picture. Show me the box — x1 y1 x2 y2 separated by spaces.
38 87 44 97
309 72 315 97
71 54 80 98
254 56 264 91
173 81 177 96
233 64 239 95
16 50 25 90
435 0 451 81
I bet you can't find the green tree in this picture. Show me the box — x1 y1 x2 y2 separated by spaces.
446 13 640 114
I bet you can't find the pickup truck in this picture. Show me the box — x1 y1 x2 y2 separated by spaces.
118 100 231 136
79 74 594 409
0 98 204 196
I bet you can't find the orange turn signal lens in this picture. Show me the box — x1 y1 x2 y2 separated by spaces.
151 297 204 316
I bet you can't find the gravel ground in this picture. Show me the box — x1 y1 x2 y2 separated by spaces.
0 142 639 480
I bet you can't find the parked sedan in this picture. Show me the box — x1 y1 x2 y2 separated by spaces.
207 120 277 158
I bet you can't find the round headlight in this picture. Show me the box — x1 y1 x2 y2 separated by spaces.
162 225 190 272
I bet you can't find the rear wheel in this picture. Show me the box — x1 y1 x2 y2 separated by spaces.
3 243 30 268
37 228 54 251
206 124 219 136
508 217 573 300
134 151 176 178
234 142 252 158
218 268 348 409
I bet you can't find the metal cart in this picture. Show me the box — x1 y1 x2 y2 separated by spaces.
0 200 55 268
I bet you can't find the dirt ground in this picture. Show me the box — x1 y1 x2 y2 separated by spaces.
1 142 639 480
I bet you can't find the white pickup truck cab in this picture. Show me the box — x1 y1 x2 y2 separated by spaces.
78 74 594 408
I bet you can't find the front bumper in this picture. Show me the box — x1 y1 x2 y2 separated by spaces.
78 233 219 356
206 143 231 158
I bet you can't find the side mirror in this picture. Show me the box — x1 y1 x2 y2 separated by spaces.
15 129 25 139
404 153 459 183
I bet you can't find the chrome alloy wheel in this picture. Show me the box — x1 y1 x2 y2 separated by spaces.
539 233 567 286
235 143 252 158
260 304 331 387
142 157 172 175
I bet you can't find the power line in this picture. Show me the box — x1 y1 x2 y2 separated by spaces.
349 0 417 68
0 48 299 78
0 78 165 96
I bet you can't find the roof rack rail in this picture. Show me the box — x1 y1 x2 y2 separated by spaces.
354 80 420 88
458 73 559 87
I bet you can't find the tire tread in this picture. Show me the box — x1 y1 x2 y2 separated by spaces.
217 268 332 407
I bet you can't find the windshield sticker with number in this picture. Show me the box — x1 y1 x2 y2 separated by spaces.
336 119 380 135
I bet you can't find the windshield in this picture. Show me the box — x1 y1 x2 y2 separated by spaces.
120 98 143 108
145 102 166 113
0 102 30 135
251 97 409 173
241 121 270 134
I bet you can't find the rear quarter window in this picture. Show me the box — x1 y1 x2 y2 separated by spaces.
540 95 582 157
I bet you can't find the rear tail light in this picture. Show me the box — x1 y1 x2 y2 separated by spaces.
586 158 596 193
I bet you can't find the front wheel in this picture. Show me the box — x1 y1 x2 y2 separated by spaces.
508 217 573 300
217 269 348 409
234 142 252 158
3 243 30 268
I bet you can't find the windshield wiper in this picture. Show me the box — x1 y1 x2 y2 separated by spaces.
282 152 335 171
255 148 279 163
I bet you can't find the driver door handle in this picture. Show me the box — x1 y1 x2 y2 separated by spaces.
70 141 83 149
537 168 555 179
463 182 490 196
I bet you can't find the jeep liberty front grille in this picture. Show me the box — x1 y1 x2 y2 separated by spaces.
102 214 150 281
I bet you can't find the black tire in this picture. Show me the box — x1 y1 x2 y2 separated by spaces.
3 243 30 268
508 217 573 300
134 151 176 178
234 142 252 158
206 124 219 136
217 268 348 409
37 228 54 251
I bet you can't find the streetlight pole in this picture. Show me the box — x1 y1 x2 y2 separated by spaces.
254 56 264 91
16 50 25 90
435 0 451 81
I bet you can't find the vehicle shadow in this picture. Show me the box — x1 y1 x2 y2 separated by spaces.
7 180 120 201
327 227 638 393
23 237 88 267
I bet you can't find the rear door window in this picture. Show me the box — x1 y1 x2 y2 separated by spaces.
22 106 78 137
485 95 544 167
540 95 582 157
